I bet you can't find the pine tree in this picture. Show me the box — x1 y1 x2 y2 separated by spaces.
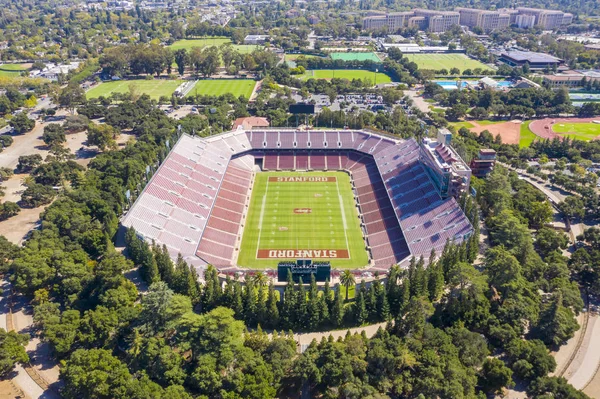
428 263 444 302
307 275 321 330
377 287 390 321
139 243 159 284
323 280 333 315
386 265 401 315
281 271 296 329
185 262 201 304
222 275 234 308
331 288 344 327
355 292 368 325
243 278 256 325
200 265 221 311
296 278 307 330
319 294 329 328
153 243 174 285
256 282 267 327
232 277 243 316
266 281 280 329
366 283 377 322
399 276 410 311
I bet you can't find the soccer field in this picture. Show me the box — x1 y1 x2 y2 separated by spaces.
187 79 256 98
403 54 490 73
299 69 392 84
0 64 27 78
552 122 600 141
86 80 183 100
330 52 381 62
237 172 369 269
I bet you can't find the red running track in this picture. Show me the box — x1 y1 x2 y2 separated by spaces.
529 117 600 141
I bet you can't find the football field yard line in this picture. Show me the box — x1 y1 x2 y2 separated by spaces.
335 176 351 259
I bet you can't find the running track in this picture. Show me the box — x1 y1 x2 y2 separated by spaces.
529 117 600 140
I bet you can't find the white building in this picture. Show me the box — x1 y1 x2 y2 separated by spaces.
244 35 269 45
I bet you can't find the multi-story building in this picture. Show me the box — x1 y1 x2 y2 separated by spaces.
516 7 572 29
514 14 536 29
456 7 511 31
414 9 460 32
362 9 459 33
542 70 600 88
470 149 496 178
420 129 471 199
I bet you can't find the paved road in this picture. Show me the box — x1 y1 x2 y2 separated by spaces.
405 89 429 113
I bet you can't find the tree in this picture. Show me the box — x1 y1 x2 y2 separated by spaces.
558 196 585 220
174 49 187 75
58 84 86 113
340 270 355 301
0 328 29 377
42 123 66 147
528 376 591 399
21 183 56 207
10 112 35 134
0 201 20 220
60 349 133 399
87 123 120 151
478 358 514 395
532 293 579 347
17 154 43 172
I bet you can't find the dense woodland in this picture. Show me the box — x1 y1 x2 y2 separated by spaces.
0 93 589 398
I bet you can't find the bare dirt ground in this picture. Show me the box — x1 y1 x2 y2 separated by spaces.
469 120 521 145
0 380 27 399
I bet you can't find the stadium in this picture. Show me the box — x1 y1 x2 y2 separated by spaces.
122 128 473 274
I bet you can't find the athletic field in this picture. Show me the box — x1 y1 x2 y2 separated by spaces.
187 79 256 98
299 69 392 84
403 54 490 73
168 37 232 51
330 52 381 62
552 122 600 141
169 38 263 54
86 79 183 100
0 64 27 78
237 172 369 269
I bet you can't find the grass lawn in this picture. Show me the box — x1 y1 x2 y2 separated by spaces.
168 37 232 51
86 79 183 100
298 69 392 84
187 79 256 98
284 54 323 61
451 121 475 130
231 44 264 54
552 122 600 141
330 52 381 62
477 120 504 126
403 54 491 73
519 121 537 147
237 172 369 269
0 64 27 78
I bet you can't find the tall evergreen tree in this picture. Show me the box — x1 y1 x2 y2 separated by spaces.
266 281 280 329
331 288 344 327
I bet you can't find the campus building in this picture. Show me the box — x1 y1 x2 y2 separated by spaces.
363 9 459 33
456 8 511 31
516 7 573 29
542 70 600 88
499 50 562 70
470 149 497 178
419 129 471 199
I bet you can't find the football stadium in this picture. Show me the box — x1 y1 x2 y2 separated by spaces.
122 129 473 273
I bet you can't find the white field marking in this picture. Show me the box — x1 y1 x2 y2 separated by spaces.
335 176 351 259
256 177 269 258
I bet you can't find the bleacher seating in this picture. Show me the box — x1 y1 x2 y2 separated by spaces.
123 129 472 272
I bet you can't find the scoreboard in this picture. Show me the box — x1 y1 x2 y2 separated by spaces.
277 260 331 283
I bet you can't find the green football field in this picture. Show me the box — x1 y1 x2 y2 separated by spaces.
299 69 392 84
552 122 600 141
86 80 183 100
187 79 256 98
403 54 491 73
330 52 381 62
237 171 369 269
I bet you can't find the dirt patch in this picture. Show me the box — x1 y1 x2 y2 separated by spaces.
278 226 288 231
468 120 521 145
0 380 27 399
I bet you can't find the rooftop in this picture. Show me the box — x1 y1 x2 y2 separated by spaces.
501 50 561 63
